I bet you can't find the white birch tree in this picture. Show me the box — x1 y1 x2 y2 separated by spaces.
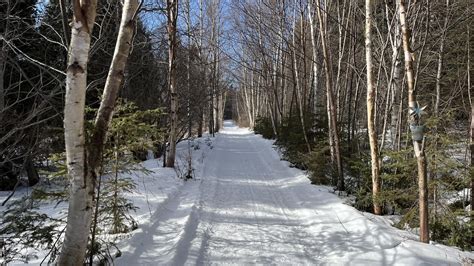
165 0 179 167
60 0 99 263
398 0 429 243
60 0 141 263
365 0 382 215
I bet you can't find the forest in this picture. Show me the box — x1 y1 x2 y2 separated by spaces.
0 0 473 264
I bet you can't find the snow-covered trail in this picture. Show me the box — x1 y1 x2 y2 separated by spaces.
117 121 471 265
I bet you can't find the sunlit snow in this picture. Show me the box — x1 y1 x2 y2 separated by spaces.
2 121 472 265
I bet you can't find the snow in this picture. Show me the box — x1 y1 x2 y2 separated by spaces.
115 121 474 265
2 120 473 265
0 142 197 265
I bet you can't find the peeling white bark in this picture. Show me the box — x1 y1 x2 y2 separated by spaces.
61 0 141 262
60 0 97 263
365 0 382 215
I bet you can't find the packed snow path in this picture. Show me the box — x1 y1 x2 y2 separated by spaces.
117 121 469 265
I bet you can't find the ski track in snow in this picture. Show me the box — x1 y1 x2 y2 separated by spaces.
116 121 473 266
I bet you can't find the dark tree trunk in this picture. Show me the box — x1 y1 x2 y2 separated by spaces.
25 157 39 186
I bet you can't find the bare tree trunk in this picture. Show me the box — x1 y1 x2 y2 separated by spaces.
59 0 70 48
186 28 191 138
434 36 445 118
24 156 39 186
0 1 10 120
242 67 254 128
209 82 215 135
387 1 402 150
60 0 140 263
214 20 221 133
398 0 429 243
347 36 356 152
216 92 221 132
434 0 449 118
366 0 382 215
308 0 319 117
185 0 193 178
270 27 283 131
89 0 141 168
317 1 344 191
197 0 205 137
391 51 402 149
0 41 5 118
59 0 98 264
292 1 311 152
250 63 256 126
198 110 204 137
468 26 473 222
165 0 179 167
334 1 350 124
214 70 220 133
433 0 450 222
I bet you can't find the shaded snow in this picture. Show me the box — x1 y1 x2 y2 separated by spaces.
0 137 204 265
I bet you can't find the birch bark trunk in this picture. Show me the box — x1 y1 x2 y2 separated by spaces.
165 0 179 167
60 0 98 263
433 0 450 221
292 1 311 152
388 1 402 150
215 18 221 132
60 0 140 263
185 0 193 178
365 0 382 215
435 0 449 118
242 68 254 128
468 26 473 224
316 1 344 191
308 0 319 116
197 0 204 137
398 0 429 243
